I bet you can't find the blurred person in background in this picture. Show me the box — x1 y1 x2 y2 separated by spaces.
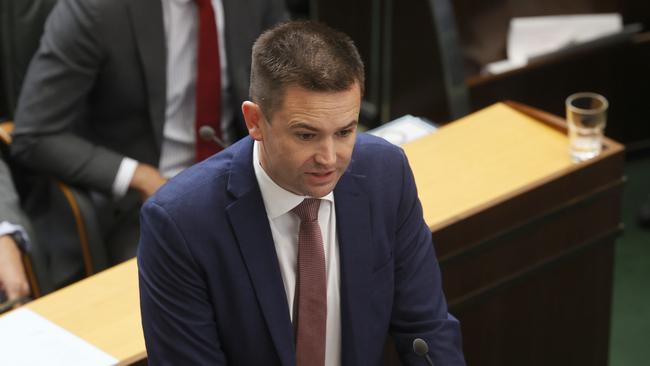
11 0 288 275
0 152 32 309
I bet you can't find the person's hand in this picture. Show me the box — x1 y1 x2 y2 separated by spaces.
130 163 168 201
0 235 30 306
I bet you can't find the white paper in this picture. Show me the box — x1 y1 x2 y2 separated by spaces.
485 13 624 75
484 58 527 75
507 13 623 64
0 308 118 366
368 115 438 146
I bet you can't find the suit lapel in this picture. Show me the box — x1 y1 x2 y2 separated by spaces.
126 0 166 150
226 139 295 366
335 171 372 366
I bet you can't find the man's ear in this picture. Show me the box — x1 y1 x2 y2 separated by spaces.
242 101 264 141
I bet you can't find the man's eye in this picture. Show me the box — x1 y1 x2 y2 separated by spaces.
296 133 315 140
337 129 353 137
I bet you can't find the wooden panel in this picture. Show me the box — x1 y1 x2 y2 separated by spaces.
457 240 615 365
441 183 622 303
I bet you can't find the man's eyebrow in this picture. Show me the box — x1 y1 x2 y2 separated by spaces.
289 122 319 131
340 120 358 130
289 120 358 131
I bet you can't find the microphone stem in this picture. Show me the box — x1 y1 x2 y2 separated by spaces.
425 354 434 366
212 136 226 149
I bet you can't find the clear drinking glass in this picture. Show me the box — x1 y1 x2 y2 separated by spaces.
565 92 609 162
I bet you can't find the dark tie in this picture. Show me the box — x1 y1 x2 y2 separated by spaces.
194 0 222 161
292 199 327 366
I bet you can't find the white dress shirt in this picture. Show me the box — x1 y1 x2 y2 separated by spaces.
0 221 30 252
112 0 233 196
253 141 342 366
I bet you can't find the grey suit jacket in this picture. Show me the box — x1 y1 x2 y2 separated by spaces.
12 0 287 194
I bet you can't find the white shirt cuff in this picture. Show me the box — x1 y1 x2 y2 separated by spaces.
0 221 30 252
112 157 139 198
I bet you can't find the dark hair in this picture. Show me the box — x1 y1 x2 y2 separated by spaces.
249 20 365 119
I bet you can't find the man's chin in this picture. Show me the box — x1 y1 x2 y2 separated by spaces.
303 181 337 198
305 187 334 198
302 172 340 197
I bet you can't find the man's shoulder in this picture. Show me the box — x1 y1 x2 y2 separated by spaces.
342 133 416 220
351 133 406 171
151 157 231 211
354 132 403 153
146 138 252 215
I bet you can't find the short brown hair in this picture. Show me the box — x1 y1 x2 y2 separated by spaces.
249 21 365 119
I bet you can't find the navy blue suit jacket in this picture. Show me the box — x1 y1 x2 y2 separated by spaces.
138 134 465 365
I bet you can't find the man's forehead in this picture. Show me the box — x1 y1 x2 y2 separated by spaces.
261 82 361 122
280 83 361 106
275 85 360 122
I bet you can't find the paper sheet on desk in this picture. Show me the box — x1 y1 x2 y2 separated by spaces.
485 13 623 74
0 308 118 366
368 115 437 146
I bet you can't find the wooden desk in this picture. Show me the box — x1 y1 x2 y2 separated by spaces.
392 102 624 365
2 103 623 366
407 102 576 231
25 259 143 365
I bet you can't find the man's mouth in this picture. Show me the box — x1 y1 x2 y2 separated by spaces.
309 171 334 177
306 170 335 183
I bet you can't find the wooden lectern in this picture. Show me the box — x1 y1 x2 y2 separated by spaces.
386 102 624 365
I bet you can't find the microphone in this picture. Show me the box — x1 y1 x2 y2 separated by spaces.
413 338 434 366
198 125 227 149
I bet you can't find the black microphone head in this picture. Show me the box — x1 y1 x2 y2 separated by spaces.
413 338 429 357
198 125 216 142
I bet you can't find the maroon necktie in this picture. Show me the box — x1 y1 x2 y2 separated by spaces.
194 0 222 161
292 199 327 366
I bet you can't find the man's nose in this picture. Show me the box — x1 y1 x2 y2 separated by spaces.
314 138 336 167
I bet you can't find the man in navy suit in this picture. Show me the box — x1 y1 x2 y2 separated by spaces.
138 21 465 365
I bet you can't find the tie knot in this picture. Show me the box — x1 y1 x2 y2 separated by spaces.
292 199 321 223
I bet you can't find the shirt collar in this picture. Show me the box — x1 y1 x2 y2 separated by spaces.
253 140 334 219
